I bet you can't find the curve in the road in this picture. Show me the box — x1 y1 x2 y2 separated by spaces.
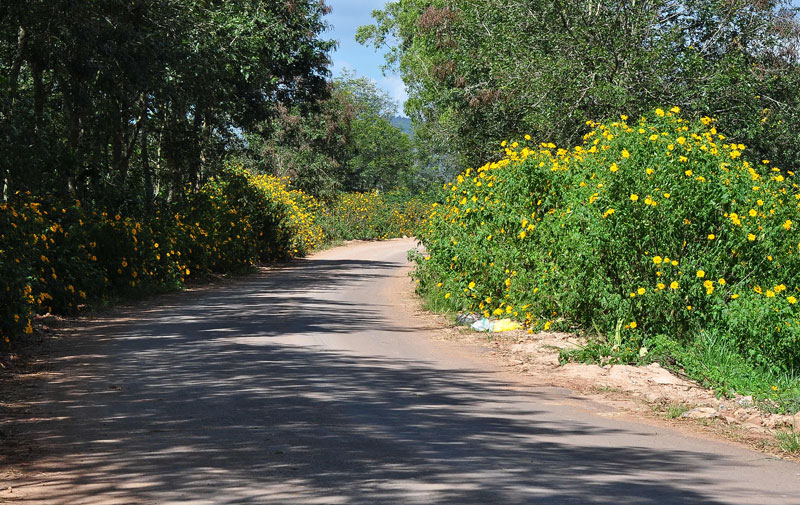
4 238 800 504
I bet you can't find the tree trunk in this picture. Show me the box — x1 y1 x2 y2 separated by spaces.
32 59 45 130
112 111 124 187
140 99 154 211
7 26 27 110
199 115 210 188
190 109 203 191
58 73 82 196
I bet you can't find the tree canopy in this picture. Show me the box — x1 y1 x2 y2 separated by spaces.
358 0 800 174
0 0 334 208
238 70 414 198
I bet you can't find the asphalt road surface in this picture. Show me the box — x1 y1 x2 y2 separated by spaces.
4 239 800 504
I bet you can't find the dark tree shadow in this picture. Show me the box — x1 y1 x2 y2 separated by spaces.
2 256 795 504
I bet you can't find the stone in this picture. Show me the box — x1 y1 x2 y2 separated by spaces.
643 392 664 403
743 415 762 427
743 422 766 433
648 375 681 386
764 414 792 430
681 407 718 420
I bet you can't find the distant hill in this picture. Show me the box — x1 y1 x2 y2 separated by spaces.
390 116 413 136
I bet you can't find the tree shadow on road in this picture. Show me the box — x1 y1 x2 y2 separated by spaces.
1 257 785 504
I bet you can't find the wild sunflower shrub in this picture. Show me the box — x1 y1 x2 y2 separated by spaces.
415 107 800 374
0 167 322 345
319 190 432 241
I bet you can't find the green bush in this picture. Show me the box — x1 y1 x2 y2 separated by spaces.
415 107 800 376
319 190 433 241
0 167 323 345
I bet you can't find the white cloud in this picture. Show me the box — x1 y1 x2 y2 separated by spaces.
379 74 409 114
330 59 353 76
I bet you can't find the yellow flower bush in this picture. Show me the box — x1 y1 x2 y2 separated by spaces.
2 165 428 345
319 190 432 241
0 167 323 344
415 108 800 373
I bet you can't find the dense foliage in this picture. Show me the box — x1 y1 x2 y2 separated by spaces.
239 72 416 199
413 108 800 398
0 0 333 206
358 0 800 177
1 167 430 345
319 190 433 241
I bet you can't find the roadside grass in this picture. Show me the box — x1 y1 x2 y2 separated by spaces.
665 403 692 419
662 331 800 414
560 330 800 414
776 429 800 453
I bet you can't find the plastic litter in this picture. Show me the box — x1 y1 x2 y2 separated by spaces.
470 318 494 332
456 312 480 326
493 319 522 332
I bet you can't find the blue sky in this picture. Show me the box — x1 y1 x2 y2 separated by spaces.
321 0 800 115
322 1 407 115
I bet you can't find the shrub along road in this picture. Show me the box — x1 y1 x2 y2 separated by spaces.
2 239 800 504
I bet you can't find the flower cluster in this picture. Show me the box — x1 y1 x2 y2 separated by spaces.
415 108 800 372
0 167 322 344
319 190 432 241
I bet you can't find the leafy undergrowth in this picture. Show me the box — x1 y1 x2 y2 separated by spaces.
560 331 800 413
414 107 800 412
319 190 433 241
2 167 428 347
776 429 800 453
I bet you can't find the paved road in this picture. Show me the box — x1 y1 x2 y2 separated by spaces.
4 239 800 504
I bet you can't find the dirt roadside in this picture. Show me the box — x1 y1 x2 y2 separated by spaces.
391 270 800 463
415 311 800 462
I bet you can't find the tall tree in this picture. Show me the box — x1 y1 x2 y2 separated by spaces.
238 70 414 197
0 0 334 208
357 0 800 173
